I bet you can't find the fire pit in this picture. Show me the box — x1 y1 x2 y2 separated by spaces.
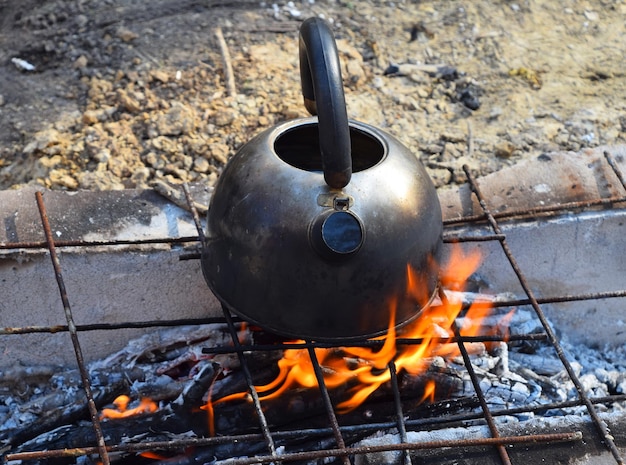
1 146 626 464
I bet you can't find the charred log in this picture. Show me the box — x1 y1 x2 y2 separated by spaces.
8 365 473 463
1 375 127 450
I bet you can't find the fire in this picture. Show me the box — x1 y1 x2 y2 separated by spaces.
100 394 158 420
206 244 510 425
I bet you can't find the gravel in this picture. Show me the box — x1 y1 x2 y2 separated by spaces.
0 0 625 191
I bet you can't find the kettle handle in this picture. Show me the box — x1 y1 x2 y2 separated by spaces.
299 17 352 189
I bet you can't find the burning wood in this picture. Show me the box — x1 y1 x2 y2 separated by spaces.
0 324 248 451
100 395 158 420
205 245 503 418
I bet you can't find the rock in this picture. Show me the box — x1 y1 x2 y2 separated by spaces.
11 57 36 72
48 170 78 189
422 99 440 115
77 171 125 190
494 142 516 159
185 134 208 155
457 84 481 110
107 156 129 177
156 104 197 136
116 26 138 42
209 143 230 165
415 87 430 98
82 110 108 126
144 151 165 169
214 108 237 127
117 89 141 113
22 129 64 155
104 121 128 138
82 111 99 125
337 40 366 87
163 165 189 181
131 167 151 186
74 55 88 69
180 155 193 170
151 136 182 154
554 130 570 146
443 142 463 159
150 70 169 83
192 157 211 174
440 131 466 144
347 94 386 128
427 167 453 187
93 148 111 163
422 143 444 155
75 14 89 29
36 155 63 170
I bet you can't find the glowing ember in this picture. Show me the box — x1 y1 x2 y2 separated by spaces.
100 394 158 420
139 451 172 460
206 245 509 425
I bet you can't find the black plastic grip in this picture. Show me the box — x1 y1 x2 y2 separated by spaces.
299 17 352 189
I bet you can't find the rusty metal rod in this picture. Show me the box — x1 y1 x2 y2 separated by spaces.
9 388 617 463
10 387 621 460
34 191 111 465
221 306 279 459
400 393 626 433
199 333 544 355
463 165 625 465
4 432 274 461
444 233 506 242
5 286 625 336
201 431 584 465
11 389 625 463
5 429 583 463
0 235 199 250
178 251 202 260
476 289 626 309
443 195 626 227
443 291 511 465
307 345 351 465
0 317 237 335
0 321 547 346
388 361 413 465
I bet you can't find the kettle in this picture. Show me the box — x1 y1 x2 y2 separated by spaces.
202 17 443 340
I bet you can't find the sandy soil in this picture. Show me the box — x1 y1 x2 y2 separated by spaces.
0 0 625 191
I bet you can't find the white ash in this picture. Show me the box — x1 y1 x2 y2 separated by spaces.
353 412 622 465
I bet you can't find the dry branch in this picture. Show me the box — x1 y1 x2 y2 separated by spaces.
215 27 237 97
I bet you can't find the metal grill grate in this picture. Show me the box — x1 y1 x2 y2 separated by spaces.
2 151 626 465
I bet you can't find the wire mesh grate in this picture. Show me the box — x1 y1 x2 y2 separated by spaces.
2 152 626 464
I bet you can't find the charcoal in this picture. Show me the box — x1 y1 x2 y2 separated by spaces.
1 376 127 450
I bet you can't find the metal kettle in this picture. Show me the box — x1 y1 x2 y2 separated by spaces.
201 17 443 340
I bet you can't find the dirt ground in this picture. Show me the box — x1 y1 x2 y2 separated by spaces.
0 0 625 192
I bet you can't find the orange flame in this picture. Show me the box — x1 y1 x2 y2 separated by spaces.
207 244 511 427
139 451 170 460
421 379 437 404
100 394 158 420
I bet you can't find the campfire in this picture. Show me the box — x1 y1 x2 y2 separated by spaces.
204 245 499 419
2 150 626 464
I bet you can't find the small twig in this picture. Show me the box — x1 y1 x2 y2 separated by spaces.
467 120 474 158
214 27 237 97
152 179 208 215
